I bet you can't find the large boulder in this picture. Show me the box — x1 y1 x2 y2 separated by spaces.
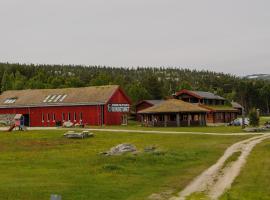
102 143 137 156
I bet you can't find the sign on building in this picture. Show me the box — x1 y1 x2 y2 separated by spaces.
108 104 129 112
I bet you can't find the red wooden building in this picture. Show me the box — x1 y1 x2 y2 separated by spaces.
0 85 131 127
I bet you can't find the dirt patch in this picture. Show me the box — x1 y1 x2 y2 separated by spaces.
148 189 174 200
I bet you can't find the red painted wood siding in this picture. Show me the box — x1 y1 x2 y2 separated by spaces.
0 105 101 126
105 88 131 125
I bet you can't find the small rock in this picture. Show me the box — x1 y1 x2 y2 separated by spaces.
144 146 157 152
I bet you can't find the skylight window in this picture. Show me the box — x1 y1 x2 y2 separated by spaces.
43 94 67 103
43 95 51 102
4 98 17 104
48 95 57 102
54 95 62 102
59 94 67 102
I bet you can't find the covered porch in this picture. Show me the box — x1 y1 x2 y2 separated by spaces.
141 112 207 127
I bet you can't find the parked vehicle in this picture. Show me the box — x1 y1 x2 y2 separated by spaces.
264 121 270 128
229 118 249 126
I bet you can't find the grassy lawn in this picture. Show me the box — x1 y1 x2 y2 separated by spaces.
220 138 270 200
0 130 250 200
88 120 244 133
260 116 270 125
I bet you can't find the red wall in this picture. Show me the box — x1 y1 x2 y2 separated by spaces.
104 88 131 125
0 87 131 127
0 105 102 127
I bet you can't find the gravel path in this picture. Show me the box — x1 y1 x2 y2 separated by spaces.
0 126 264 136
86 128 262 136
170 134 270 200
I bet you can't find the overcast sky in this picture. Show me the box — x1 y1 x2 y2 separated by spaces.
0 0 269 76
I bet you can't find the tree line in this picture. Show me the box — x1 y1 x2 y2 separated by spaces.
0 62 270 114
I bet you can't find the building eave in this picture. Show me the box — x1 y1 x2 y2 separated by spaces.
0 102 106 109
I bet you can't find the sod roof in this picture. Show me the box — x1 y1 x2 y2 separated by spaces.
0 85 123 108
200 105 238 112
138 99 208 114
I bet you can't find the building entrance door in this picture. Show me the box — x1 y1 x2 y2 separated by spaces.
23 114 30 126
121 114 128 125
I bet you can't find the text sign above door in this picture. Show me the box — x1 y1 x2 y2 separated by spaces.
108 104 129 112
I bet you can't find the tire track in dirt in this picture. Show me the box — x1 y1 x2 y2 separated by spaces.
169 134 270 200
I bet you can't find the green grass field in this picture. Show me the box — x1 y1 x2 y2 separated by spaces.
89 120 244 133
220 139 270 200
0 130 250 200
260 116 270 125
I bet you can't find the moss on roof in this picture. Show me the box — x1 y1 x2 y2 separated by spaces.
201 105 238 112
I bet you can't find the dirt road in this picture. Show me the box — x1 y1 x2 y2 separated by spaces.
170 134 270 200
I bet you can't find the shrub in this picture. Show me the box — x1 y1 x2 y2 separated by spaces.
249 108 260 127
102 164 123 171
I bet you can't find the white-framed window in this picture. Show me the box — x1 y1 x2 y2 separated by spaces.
52 113 55 121
74 112 77 121
62 112 65 121
47 113 50 122
68 112 71 121
80 112 83 121
42 112 44 122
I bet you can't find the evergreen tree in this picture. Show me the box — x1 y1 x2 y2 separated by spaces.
1 70 12 92
127 82 150 104
13 71 26 90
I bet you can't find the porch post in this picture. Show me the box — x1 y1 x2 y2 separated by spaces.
188 114 191 126
164 114 168 127
152 114 155 126
176 113 180 127
199 113 202 126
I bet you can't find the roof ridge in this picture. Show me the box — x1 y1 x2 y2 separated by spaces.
1 85 119 93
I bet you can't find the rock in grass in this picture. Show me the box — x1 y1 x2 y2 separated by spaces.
64 131 94 139
102 143 137 156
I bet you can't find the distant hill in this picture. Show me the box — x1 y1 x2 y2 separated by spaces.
245 74 270 80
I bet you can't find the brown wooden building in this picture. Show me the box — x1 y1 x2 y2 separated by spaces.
138 99 208 127
174 89 238 124
135 100 164 121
